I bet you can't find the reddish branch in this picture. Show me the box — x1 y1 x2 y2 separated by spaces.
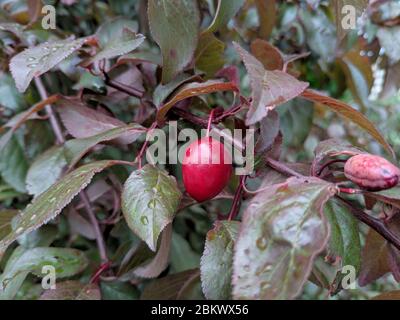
228 175 247 221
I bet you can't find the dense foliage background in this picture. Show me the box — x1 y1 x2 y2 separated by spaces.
1 0 400 300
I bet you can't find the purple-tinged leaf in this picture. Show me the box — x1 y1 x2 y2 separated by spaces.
134 224 172 278
232 177 335 300
156 80 238 123
234 42 309 125
57 98 133 144
359 216 400 286
325 199 361 294
64 124 145 169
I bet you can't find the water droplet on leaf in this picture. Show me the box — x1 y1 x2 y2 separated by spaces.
256 237 268 250
147 199 156 209
140 216 149 225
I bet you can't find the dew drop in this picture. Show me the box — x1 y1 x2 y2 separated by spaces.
27 63 38 68
27 57 35 62
152 187 158 193
43 46 50 51
256 237 268 250
30 214 37 221
243 265 250 272
52 47 58 52
140 216 149 225
49 197 56 203
15 227 23 234
147 199 156 209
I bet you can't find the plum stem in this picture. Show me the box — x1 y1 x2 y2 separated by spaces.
206 109 215 137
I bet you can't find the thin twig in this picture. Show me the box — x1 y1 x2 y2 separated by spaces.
34 76 109 263
265 157 304 178
336 196 400 251
80 191 108 262
33 77 64 144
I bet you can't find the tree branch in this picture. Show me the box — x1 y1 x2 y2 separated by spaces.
336 196 400 251
228 175 247 221
265 157 304 178
34 76 109 263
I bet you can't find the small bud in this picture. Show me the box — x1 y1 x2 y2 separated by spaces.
344 154 400 191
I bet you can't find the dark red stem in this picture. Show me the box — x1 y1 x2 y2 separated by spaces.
228 175 247 221
90 261 111 284
336 196 400 251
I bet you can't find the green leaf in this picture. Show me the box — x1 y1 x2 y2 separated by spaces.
121 165 182 251
100 281 139 300
206 0 245 32
57 98 129 140
17 225 58 249
96 17 138 46
302 89 395 158
234 42 309 125
325 199 361 294
0 73 27 111
83 29 145 66
170 231 200 273
195 32 225 78
148 0 200 83
141 269 200 300
0 160 119 255
10 36 88 92
26 146 67 197
64 124 145 168
0 134 28 193
40 281 100 300
278 98 314 147
232 177 335 300
0 247 88 300
339 48 373 110
298 7 336 63
200 220 239 300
